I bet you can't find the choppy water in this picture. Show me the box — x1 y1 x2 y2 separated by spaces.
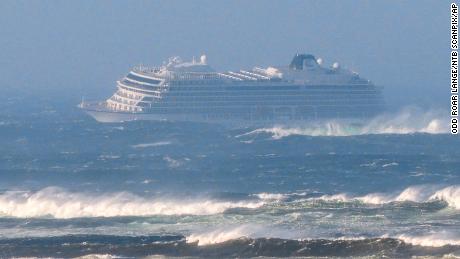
0 94 459 258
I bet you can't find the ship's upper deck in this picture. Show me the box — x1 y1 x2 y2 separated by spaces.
129 54 372 86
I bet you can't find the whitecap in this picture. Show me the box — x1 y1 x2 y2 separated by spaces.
313 185 460 209
254 193 287 201
98 155 121 160
131 141 171 148
398 231 460 247
382 162 399 168
236 107 449 139
187 225 254 245
0 187 264 219
163 156 183 168
186 225 299 246
430 186 460 209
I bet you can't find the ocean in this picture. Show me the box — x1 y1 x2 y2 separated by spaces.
0 93 459 258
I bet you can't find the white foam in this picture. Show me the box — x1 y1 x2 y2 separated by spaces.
187 225 254 245
254 192 287 201
315 193 352 202
352 185 436 205
398 232 460 247
98 155 120 160
394 185 439 203
187 225 379 247
382 162 399 168
237 107 449 139
186 225 300 246
188 226 460 248
314 185 460 209
163 156 183 168
430 186 460 209
131 141 171 148
0 187 264 219
240 123 350 139
356 193 394 204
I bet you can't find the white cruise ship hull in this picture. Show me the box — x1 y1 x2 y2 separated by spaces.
82 103 370 128
80 53 385 126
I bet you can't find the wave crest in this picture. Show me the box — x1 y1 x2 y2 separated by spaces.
187 225 254 246
238 108 448 138
315 185 460 209
254 192 287 201
3 234 460 258
398 232 460 247
430 186 460 209
0 187 264 219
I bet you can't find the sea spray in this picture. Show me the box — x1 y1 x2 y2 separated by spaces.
186 225 301 246
313 185 460 209
236 107 449 139
0 187 264 218
187 225 255 245
397 231 460 247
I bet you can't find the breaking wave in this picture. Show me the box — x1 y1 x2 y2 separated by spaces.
397 232 460 247
3 234 460 258
238 107 448 138
186 225 460 249
10 185 455 219
315 185 460 209
187 225 256 245
0 187 264 218
254 192 288 201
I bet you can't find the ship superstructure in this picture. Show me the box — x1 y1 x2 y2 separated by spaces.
80 54 384 125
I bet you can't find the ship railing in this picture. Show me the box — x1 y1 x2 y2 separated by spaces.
228 71 257 81
132 66 226 82
79 100 109 111
178 71 228 80
166 72 224 80
133 65 163 74
240 70 270 80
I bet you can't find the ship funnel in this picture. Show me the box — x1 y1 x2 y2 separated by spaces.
200 55 207 64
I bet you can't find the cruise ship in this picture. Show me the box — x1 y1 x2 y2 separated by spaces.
80 54 384 126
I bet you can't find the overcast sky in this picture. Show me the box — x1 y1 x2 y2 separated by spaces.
0 0 451 108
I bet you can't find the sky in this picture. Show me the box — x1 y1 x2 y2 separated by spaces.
0 0 451 108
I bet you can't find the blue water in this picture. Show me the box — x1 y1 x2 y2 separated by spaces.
0 94 459 258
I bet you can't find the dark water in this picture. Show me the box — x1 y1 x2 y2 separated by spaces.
0 94 459 258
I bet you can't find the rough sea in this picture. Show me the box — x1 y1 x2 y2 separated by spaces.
0 92 459 258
